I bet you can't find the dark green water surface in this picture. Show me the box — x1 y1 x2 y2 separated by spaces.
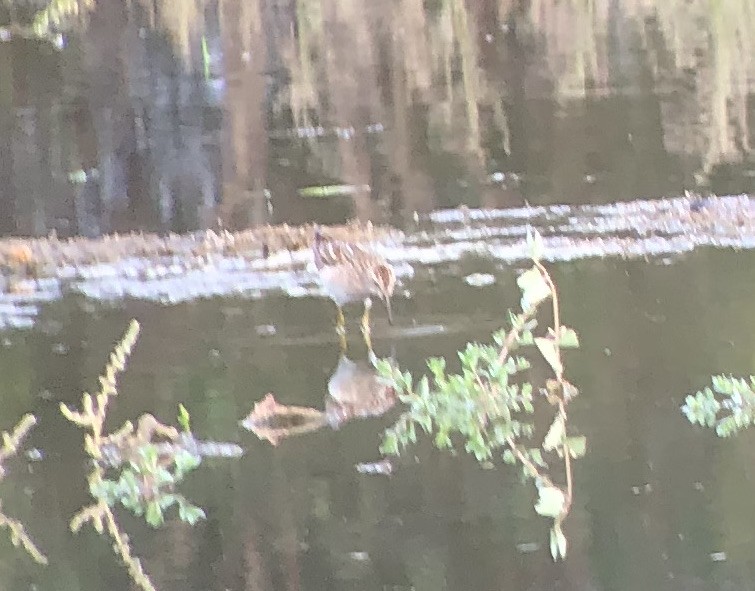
0 250 753 590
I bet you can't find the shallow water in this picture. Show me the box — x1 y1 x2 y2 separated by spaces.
0 250 753 590
0 1 754 590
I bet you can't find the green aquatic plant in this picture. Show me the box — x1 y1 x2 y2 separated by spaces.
90 442 205 529
376 230 584 560
682 375 755 437
0 414 47 565
177 403 191 433
61 320 206 591
61 320 156 591
87 410 206 529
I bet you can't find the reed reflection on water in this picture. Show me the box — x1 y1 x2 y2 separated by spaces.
0 0 752 237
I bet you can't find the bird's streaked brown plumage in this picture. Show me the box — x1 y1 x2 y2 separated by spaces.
313 228 396 347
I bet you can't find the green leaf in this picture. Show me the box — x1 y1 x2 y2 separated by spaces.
516 268 544 293
402 371 413 392
154 467 174 485
543 415 565 451
416 413 432 434
565 436 587 459
502 449 516 465
518 330 534 346
528 448 547 467
374 358 394 378
434 430 452 449
174 450 202 474
681 389 721 428
119 470 141 496
427 357 446 381
716 417 739 438
515 357 531 373
380 430 400 455
521 423 535 438
712 375 734 395
158 494 178 510
416 376 430 399
175 449 201 465
535 486 566 518
550 524 567 560
145 501 164 528
465 431 490 461
178 503 206 525
137 445 160 471
557 527 567 559
89 479 110 497
549 526 558 560
555 327 579 348
535 337 563 377
517 267 550 311
527 227 545 261
407 421 417 444
122 495 142 513
177 404 191 432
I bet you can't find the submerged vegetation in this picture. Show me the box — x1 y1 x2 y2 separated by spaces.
60 320 217 591
376 230 584 560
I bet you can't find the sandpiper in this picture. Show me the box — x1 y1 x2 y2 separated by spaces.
313 228 395 347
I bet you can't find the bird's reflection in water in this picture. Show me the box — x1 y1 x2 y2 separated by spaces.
324 354 397 428
240 351 397 444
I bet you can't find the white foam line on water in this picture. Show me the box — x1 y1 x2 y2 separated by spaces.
73 268 311 303
0 194 752 330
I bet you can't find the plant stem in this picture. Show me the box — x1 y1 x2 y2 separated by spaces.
559 403 573 510
506 437 554 488
497 306 537 365
535 261 573 511
535 260 562 380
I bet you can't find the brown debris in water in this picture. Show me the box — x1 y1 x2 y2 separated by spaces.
98 413 244 468
240 394 327 446
0 221 397 281
0 194 752 329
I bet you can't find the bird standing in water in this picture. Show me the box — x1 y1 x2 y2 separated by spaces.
312 228 395 350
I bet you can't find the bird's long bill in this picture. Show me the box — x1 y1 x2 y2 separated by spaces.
385 297 394 325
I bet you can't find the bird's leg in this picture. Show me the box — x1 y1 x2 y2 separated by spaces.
361 297 373 351
335 305 347 352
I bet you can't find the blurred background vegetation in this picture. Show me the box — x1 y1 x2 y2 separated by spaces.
0 0 752 237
